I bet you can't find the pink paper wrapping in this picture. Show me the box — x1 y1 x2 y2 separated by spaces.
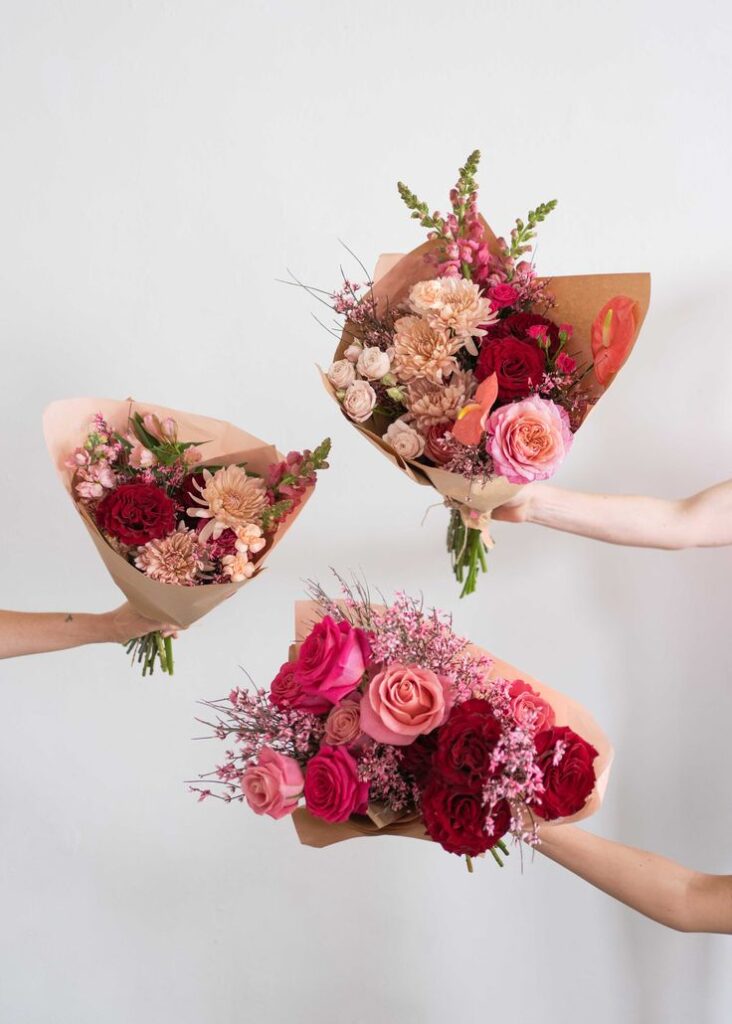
43 398 316 629
290 601 613 848
321 227 651 524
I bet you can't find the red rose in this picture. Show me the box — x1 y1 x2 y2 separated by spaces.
475 336 548 401
432 698 503 790
422 781 510 856
423 422 455 466
533 725 598 820
269 660 331 714
294 616 372 708
303 745 369 823
475 313 562 401
95 482 176 546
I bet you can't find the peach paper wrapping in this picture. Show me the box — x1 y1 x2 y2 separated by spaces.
321 224 651 525
290 600 613 849
43 398 316 629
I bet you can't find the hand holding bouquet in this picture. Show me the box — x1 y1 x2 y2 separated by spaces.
310 151 650 594
192 576 612 871
44 398 329 675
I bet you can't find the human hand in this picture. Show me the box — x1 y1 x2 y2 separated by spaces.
100 602 181 644
492 485 535 524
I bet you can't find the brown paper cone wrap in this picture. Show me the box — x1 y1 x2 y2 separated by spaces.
321 230 650 526
43 398 316 629
290 601 613 849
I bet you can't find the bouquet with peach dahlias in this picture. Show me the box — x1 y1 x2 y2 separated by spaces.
191 575 612 871
301 151 650 595
44 398 329 675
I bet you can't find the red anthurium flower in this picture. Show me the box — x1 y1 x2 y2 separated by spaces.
451 374 498 446
591 296 638 386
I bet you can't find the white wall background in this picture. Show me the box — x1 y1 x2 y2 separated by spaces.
1 1 731 1021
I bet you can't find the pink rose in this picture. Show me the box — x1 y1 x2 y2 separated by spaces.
294 616 372 708
324 697 362 746
508 680 556 736
360 662 453 746
269 660 330 714
241 748 304 819
304 745 369 823
487 395 573 484
488 283 519 310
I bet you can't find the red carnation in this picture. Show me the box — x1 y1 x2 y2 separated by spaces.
432 698 503 791
421 782 510 857
95 482 176 547
533 725 598 820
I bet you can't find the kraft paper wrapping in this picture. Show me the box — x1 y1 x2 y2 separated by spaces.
321 225 651 524
290 601 613 849
43 398 316 629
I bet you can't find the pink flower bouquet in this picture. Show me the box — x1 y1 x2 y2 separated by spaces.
44 398 329 675
192 577 612 871
309 151 650 595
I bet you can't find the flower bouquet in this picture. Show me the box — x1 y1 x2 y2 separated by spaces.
43 398 329 675
192 577 612 870
312 151 650 595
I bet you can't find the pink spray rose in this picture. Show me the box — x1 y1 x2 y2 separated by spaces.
508 680 556 736
240 748 304 819
487 395 573 485
303 745 369 823
488 283 519 310
294 616 372 708
324 697 363 746
360 662 453 746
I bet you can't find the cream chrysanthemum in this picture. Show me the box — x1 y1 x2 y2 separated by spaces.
405 370 475 429
188 466 268 541
134 525 208 585
408 278 495 339
392 315 462 384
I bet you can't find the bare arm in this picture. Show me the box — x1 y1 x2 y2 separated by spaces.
0 602 178 659
494 480 732 549
537 824 732 933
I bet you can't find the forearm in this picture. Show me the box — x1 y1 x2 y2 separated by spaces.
0 610 113 658
537 824 732 933
525 483 732 549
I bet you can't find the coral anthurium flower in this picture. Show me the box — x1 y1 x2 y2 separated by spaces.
591 296 638 386
451 374 499 446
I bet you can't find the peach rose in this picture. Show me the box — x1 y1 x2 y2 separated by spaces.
357 346 391 381
240 748 304 819
324 697 362 746
360 662 453 746
487 395 572 484
508 680 556 736
342 380 377 422
327 359 356 390
384 418 424 460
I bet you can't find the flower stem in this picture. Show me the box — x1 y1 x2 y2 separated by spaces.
447 510 489 597
125 630 176 677
465 855 474 873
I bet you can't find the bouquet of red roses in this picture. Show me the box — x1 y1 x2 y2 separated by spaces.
192 577 612 870
44 398 329 675
311 151 650 595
